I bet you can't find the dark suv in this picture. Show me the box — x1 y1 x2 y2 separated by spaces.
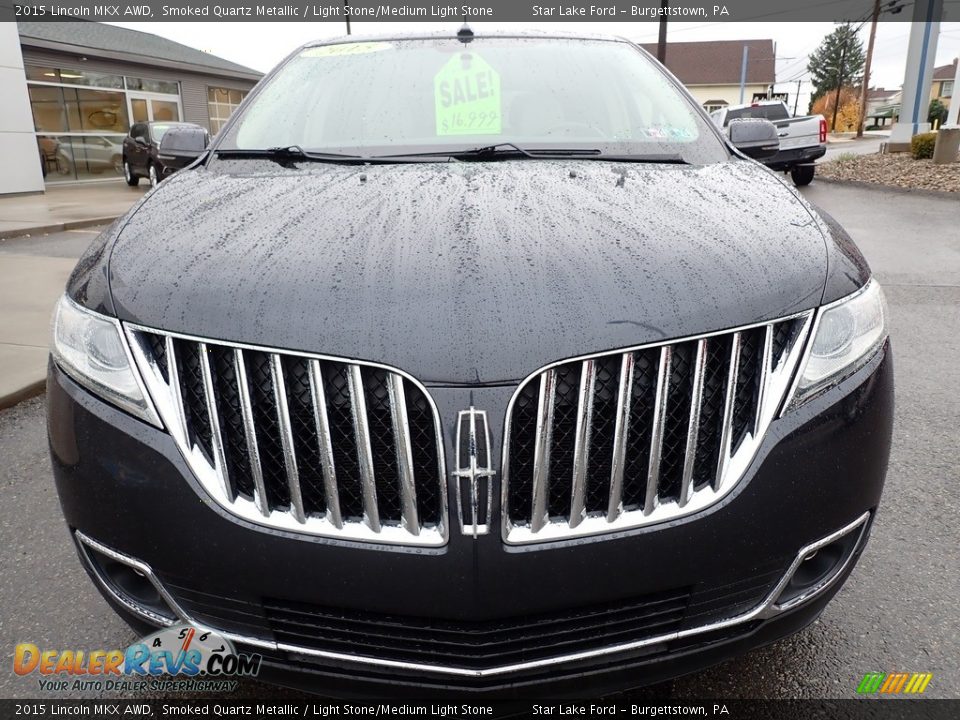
122 121 207 187
48 32 893 697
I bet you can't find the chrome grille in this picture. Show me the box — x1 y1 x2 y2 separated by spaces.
126 327 447 545
502 314 813 544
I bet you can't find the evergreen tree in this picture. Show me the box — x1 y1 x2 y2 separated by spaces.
807 24 866 106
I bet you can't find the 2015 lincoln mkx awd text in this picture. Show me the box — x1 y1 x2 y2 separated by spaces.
47 31 893 696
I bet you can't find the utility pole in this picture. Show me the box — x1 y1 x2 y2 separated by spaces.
831 31 849 132
343 0 351 34
794 79 802 115
857 0 881 137
657 0 668 63
739 45 749 104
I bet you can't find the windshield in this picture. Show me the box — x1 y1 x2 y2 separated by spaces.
724 104 790 125
218 37 728 164
151 123 177 142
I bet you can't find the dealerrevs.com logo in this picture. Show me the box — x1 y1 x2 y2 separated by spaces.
14 625 261 693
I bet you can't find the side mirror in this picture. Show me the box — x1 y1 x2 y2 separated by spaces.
728 118 780 160
157 127 209 165
134 136 148 146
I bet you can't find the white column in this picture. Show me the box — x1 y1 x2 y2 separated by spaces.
946 58 960 127
888 0 944 146
0 23 44 194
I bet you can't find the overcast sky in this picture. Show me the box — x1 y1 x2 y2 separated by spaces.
111 20 960 111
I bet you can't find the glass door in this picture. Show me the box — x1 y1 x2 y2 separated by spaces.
130 97 149 123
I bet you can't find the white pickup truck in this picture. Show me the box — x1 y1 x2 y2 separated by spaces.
710 100 827 186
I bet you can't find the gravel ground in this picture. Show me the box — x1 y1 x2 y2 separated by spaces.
818 152 960 193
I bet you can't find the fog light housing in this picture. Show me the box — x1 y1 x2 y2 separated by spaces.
771 513 870 613
75 531 179 625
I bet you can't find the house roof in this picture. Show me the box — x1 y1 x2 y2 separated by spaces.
17 21 262 81
867 87 900 101
639 39 775 86
932 58 958 80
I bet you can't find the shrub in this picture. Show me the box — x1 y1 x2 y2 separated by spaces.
811 87 861 131
911 132 937 160
929 99 948 127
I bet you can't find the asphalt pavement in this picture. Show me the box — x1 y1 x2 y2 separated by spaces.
0 227 101 409
0 182 957 700
823 136 887 161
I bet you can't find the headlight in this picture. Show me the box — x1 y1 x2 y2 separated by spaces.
786 279 888 410
51 294 160 426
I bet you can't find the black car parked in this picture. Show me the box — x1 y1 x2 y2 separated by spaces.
122 121 207 187
48 32 893 697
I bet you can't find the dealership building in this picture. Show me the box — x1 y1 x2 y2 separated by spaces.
0 21 262 195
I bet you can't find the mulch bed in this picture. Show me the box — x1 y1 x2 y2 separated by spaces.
817 151 960 193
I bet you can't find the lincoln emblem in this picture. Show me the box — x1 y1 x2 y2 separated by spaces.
452 407 495 537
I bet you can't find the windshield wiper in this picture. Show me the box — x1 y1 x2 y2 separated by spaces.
215 145 690 166
215 145 367 164
456 142 537 158
370 143 604 162
368 145 693 164
588 153 690 164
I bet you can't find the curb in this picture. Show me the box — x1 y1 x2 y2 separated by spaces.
813 177 959 200
0 215 117 241
0 377 46 412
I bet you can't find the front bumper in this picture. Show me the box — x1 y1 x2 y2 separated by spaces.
47 342 893 695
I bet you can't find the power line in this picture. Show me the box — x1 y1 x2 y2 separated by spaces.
781 69 812 83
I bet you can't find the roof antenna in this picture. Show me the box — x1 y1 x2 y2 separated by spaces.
457 21 474 44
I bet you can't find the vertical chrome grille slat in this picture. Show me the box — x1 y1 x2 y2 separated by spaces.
530 369 557 533
501 312 815 544
165 335 189 445
679 339 708 507
197 343 232 502
387 374 420 536
270 355 306 523
606 352 635 522
307 359 343 529
348 365 381 533
233 349 270 517
569 359 596 528
715 332 742 491
644 346 672 516
754 324 774 436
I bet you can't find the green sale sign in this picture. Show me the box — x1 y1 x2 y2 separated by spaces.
434 53 502 136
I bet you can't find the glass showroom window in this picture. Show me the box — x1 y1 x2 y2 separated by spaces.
25 66 124 89
125 76 180 95
208 87 248 134
28 69 129 183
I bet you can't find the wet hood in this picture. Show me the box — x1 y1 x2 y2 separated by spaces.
107 159 832 384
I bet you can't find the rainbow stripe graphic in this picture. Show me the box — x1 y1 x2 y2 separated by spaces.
857 672 933 694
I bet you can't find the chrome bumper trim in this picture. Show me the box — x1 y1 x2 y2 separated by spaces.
74 512 870 679
74 531 185 628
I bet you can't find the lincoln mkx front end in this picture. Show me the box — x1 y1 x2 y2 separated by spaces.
47 31 893 697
